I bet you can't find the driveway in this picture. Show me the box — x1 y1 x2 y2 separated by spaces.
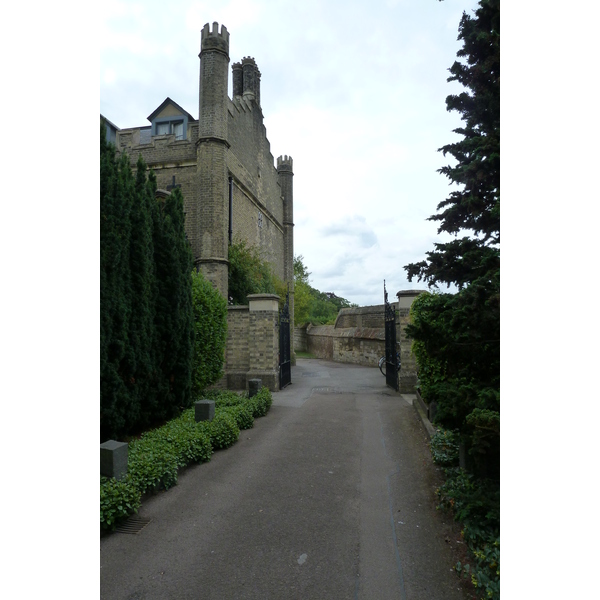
100 359 468 600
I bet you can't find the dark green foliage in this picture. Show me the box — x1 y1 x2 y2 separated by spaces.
437 465 500 599
210 389 245 408
127 434 180 494
100 124 194 441
100 475 141 531
100 124 137 438
246 386 273 418
100 388 273 529
207 412 240 449
404 0 500 481
406 0 500 289
219 404 255 431
156 416 214 467
151 186 195 421
228 239 278 304
430 428 460 467
406 6 500 592
191 270 228 396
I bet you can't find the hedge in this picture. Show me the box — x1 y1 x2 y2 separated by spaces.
101 387 273 530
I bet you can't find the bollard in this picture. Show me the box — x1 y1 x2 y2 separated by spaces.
195 399 215 422
100 440 128 480
248 378 262 398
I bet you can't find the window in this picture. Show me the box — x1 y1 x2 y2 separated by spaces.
154 119 185 140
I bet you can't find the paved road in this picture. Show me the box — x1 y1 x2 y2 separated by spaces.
101 359 468 600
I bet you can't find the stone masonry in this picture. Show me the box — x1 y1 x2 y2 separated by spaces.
106 22 294 313
297 290 426 393
103 23 294 392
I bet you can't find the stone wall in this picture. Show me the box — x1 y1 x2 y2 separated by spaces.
297 290 426 393
294 324 308 353
305 324 385 367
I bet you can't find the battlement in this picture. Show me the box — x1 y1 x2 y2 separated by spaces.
277 155 293 171
200 22 230 56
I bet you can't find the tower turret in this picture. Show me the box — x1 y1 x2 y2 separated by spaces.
196 22 231 296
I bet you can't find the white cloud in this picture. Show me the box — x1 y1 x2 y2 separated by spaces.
100 0 481 306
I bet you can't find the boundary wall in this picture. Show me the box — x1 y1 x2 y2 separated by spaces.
294 290 425 394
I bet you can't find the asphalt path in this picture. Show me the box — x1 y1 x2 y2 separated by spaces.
100 359 468 600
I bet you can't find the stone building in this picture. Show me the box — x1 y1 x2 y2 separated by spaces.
102 22 295 391
103 22 294 316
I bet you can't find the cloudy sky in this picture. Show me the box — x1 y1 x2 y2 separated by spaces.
100 0 481 306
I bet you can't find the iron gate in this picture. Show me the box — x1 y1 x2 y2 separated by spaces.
279 290 292 389
384 281 399 391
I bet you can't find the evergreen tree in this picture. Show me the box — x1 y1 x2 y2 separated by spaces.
404 0 500 479
406 0 499 289
127 156 159 430
100 124 137 440
152 186 194 420
101 123 195 439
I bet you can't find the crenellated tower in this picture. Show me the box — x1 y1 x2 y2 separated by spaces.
196 22 231 296
277 154 295 349
232 57 261 106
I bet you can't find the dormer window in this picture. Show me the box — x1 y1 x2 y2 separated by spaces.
147 97 195 143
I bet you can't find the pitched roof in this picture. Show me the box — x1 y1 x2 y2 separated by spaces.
147 97 196 123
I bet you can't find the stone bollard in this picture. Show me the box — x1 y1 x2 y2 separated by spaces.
100 440 128 480
195 399 215 422
248 378 262 398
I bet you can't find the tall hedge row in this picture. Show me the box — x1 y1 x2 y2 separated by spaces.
191 269 228 395
101 124 195 441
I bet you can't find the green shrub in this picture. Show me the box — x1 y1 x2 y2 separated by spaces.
191 270 228 396
220 404 254 430
100 388 275 530
208 412 240 450
436 467 500 600
128 434 180 494
159 417 214 466
228 239 278 305
100 475 141 531
246 387 273 418
430 428 460 467
210 390 245 408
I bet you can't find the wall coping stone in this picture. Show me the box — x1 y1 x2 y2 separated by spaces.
306 324 385 340
396 289 427 309
248 294 280 312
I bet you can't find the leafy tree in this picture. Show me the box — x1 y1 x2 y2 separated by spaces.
292 255 357 326
227 239 278 305
191 269 228 395
404 0 499 479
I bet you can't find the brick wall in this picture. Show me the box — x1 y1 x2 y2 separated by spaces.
223 295 280 391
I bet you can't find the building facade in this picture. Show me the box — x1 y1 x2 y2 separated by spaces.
103 22 294 321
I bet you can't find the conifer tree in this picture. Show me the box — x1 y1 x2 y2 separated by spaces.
100 124 137 439
125 156 158 430
152 186 194 419
404 0 500 478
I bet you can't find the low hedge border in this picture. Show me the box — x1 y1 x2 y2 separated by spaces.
100 387 273 531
